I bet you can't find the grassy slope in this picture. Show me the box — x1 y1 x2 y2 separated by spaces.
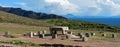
0 11 51 34
0 23 49 34
0 11 120 33
0 11 52 27
0 11 120 41
45 19 120 32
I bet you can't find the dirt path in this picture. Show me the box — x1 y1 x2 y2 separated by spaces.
0 36 120 47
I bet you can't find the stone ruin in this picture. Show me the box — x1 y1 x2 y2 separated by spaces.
22 26 89 42
38 30 46 38
52 34 58 39
91 32 95 36
85 33 91 37
49 26 69 35
23 30 47 38
4 32 9 36
78 33 84 39
101 33 106 37
50 26 70 39
82 37 88 42
5 26 116 42
111 34 117 38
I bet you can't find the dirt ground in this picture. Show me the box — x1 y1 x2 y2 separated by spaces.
0 35 120 47
0 44 22 47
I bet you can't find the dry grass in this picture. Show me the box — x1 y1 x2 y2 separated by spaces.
0 23 49 34
70 29 120 42
0 23 119 42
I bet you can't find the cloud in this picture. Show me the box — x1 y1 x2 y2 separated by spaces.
97 0 120 16
14 2 27 6
1 0 120 17
80 6 102 16
43 0 102 16
41 0 120 16
44 0 79 14
0 4 14 7
0 4 6 7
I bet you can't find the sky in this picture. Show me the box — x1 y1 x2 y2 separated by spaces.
0 0 120 18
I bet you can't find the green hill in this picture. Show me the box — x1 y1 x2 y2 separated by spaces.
0 11 120 33
0 11 51 27
45 19 120 32
0 11 50 34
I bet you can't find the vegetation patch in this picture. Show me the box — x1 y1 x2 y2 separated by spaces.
0 40 80 47
0 40 40 46
46 19 120 33
5 34 19 38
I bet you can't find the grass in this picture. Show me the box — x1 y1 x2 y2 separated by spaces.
0 40 75 47
0 40 40 46
0 23 119 42
65 29 120 42
45 19 120 33
0 11 52 27
0 23 49 34
0 11 120 42
0 11 120 33
5 34 19 38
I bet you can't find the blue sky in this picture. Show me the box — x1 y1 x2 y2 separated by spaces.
0 0 120 18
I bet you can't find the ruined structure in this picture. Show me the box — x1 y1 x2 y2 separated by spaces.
50 26 69 35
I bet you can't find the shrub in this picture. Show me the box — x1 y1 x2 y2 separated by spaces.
6 34 19 38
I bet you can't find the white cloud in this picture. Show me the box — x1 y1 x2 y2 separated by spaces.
82 6 102 16
43 0 103 16
44 0 79 14
97 0 120 16
5 0 120 17
14 2 27 6
0 4 14 7
20 0 120 17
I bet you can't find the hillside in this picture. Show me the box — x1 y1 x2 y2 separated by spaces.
0 11 52 27
0 6 67 19
0 10 120 33
45 19 120 32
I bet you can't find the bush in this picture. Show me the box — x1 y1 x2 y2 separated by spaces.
6 35 19 38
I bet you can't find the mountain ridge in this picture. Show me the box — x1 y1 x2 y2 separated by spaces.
0 6 67 19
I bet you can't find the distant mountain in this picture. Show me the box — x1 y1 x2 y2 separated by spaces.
65 14 120 26
0 6 67 19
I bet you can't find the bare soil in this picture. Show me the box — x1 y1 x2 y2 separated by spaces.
0 35 120 47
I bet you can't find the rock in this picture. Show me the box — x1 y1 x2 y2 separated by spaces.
82 37 88 42
78 33 83 36
68 32 73 35
66 35 71 39
102 33 106 37
52 34 57 39
112 34 117 38
85 33 91 37
79 34 84 39
42 30 47 34
29 32 33 38
33 33 37 36
4 32 9 36
41 34 45 38
91 32 95 36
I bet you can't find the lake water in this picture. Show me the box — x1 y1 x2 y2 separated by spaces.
73 18 120 26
